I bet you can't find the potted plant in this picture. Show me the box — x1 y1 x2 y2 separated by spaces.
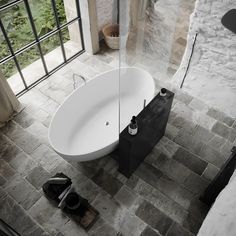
102 0 119 49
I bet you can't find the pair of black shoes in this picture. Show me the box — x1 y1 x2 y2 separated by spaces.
42 173 88 217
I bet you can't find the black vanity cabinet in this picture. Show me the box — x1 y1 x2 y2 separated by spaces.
118 89 174 178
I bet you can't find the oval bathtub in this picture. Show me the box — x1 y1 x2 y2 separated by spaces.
48 67 155 162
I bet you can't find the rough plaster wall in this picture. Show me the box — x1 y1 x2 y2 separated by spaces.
96 0 113 31
173 0 236 117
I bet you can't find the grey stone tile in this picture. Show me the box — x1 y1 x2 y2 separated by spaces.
40 83 69 104
51 160 81 179
208 135 227 152
1 121 41 154
207 108 234 127
202 163 219 181
165 123 179 140
81 56 113 73
174 132 204 157
173 148 207 175
135 162 163 188
134 179 191 223
193 113 217 130
31 144 64 172
152 153 191 184
0 159 16 180
19 89 49 108
168 111 177 124
28 196 69 235
26 166 51 190
112 171 128 184
182 213 204 234
182 172 209 195
175 92 193 105
114 185 139 209
103 157 119 174
13 110 35 128
91 193 122 228
155 175 194 210
125 174 139 189
119 212 146 236
40 98 59 116
0 195 48 236
26 122 49 145
10 152 38 176
135 200 173 235
59 220 88 236
72 157 111 178
0 186 7 200
171 116 196 133
140 226 161 236
74 176 101 202
0 133 22 162
212 121 231 139
193 126 214 143
220 140 234 160
172 104 195 128
26 107 51 125
188 197 209 221
0 174 6 186
5 176 41 210
88 218 118 236
27 227 50 236
145 148 162 165
233 121 236 129
189 98 208 112
92 169 122 196
166 222 194 236
229 128 236 143
154 137 180 158
199 145 225 168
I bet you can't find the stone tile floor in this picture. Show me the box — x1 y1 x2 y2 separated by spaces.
1 44 236 236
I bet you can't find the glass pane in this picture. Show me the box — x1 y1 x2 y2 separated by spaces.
29 0 56 38
0 28 11 61
59 0 77 24
17 45 45 85
41 32 63 71
0 2 35 51
55 0 68 25
0 0 16 7
62 22 82 59
1 59 25 94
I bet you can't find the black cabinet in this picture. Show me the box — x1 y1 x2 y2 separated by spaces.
118 89 174 178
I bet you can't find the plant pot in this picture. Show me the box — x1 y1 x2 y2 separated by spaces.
102 24 119 50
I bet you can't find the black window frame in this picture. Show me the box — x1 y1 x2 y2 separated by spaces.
0 0 85 96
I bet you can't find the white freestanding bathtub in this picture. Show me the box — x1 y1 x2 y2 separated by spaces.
48 67 155 162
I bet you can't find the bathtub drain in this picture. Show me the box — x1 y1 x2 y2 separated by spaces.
105 121 109 126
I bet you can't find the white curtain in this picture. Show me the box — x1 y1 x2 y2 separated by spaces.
0 69 21 127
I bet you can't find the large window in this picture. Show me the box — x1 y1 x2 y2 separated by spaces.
0 0 84 95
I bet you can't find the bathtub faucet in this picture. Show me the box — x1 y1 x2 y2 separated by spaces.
73 74 87 90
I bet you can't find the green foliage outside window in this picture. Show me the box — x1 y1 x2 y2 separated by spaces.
0 0 69 78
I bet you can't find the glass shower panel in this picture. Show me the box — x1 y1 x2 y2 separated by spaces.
118 0 195 134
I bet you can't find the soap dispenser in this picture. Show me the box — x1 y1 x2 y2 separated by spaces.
128 116 138 136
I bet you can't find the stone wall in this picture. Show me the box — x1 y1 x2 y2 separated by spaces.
173 0 236 117
96 0 113 31
122 0 195 81
141 0 180 76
